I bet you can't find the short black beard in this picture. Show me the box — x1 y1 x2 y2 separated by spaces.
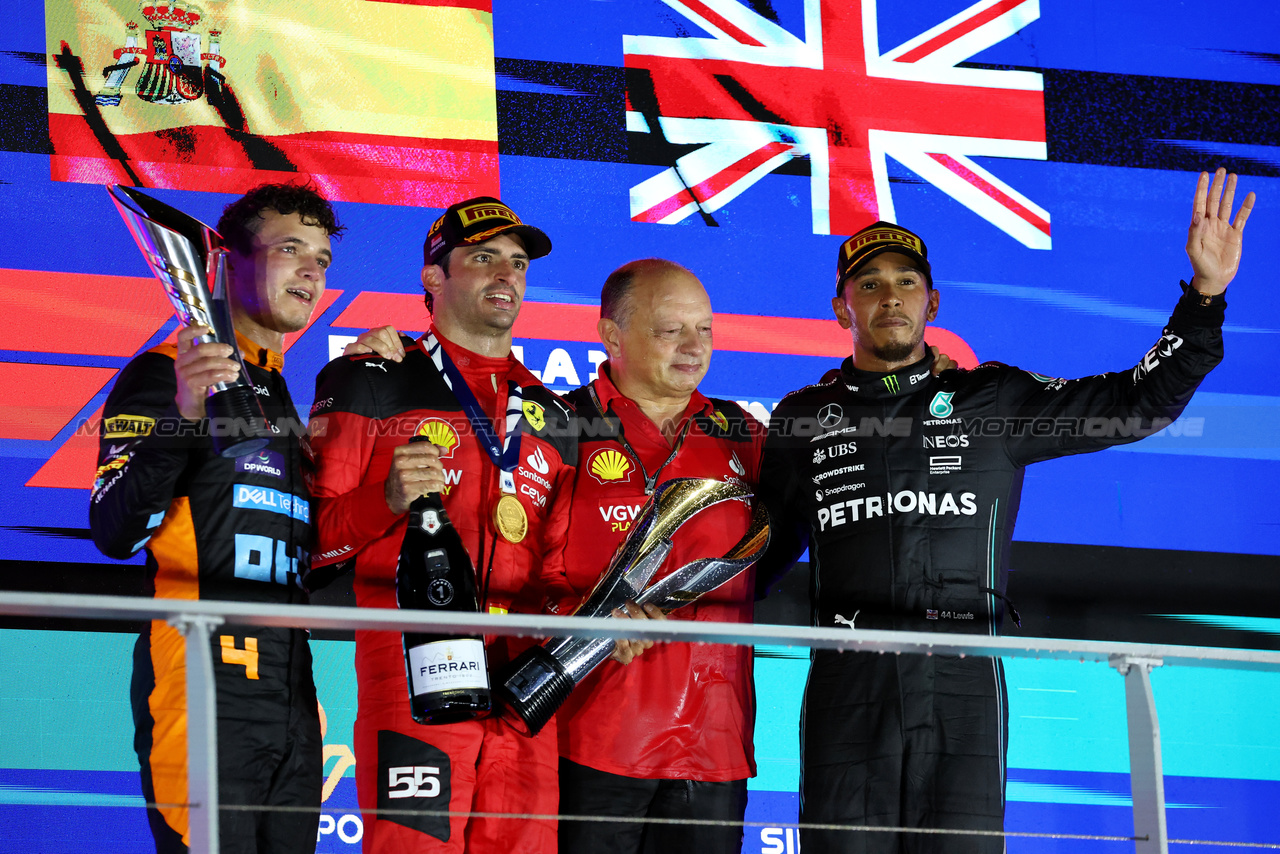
872 339 918 363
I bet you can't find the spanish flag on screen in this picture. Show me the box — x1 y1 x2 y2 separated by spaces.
45 0 498 205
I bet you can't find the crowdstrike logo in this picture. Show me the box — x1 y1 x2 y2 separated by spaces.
812 463 865 485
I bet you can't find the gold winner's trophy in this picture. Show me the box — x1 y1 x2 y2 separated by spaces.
495 478 770 736
108 185 275 458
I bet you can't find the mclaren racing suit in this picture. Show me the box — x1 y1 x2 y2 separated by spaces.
304 331 576 854
89 334 321 854
757 286 1224 852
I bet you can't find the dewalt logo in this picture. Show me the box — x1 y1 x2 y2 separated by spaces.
103 414 155 438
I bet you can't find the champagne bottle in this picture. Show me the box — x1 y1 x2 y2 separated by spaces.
397 437 490 724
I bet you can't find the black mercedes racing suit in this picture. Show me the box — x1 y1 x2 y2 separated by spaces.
757 285 1224 852
89 336 321 854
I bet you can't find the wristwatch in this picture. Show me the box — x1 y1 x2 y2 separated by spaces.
1182 280 1224 307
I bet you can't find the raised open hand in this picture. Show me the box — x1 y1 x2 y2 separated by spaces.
1186 168 1255 296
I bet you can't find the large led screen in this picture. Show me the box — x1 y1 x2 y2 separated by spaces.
1 0 1278 850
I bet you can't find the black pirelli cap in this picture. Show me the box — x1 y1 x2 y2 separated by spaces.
424 197 552 267
836 221 931 295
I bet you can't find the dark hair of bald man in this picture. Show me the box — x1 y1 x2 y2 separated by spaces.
600 258 696 329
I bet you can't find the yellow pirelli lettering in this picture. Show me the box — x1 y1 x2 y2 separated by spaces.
220 636 259 679
457 202 520 227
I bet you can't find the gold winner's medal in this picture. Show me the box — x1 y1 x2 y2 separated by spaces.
494 493 528 543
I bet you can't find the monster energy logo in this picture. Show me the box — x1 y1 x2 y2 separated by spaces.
881 375 901 393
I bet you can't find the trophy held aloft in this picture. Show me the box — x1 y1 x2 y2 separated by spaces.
108 184 275 458
495 477 771 736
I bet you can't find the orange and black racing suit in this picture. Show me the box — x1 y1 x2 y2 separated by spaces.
89 333 321 854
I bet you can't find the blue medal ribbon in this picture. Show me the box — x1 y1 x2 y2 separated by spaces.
423 332 523 493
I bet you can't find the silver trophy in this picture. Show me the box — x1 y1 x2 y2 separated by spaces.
108 184 274 458
496 477 771 736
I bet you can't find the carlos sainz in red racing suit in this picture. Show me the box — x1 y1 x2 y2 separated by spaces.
304 334 575 852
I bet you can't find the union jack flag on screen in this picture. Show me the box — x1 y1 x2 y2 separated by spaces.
624 0 1052 247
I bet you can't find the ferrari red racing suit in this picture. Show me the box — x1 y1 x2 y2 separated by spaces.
305 330 576 854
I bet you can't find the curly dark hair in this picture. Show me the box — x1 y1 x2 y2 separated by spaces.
216 182 346 256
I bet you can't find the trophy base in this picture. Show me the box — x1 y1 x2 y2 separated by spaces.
207 385 274 459
495 645 575 737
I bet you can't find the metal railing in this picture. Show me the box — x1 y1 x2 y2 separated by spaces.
3 590 1280 853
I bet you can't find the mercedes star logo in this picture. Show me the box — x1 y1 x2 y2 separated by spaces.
818 403 844 429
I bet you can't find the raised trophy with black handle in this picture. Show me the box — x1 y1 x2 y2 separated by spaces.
108 184 274 458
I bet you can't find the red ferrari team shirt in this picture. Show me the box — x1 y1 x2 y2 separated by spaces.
556 365 764 781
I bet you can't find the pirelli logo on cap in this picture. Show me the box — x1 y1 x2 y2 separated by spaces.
457 202 521 228
842 227 923 261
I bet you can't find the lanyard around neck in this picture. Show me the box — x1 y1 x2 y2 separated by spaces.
423 332 523 493
587 383 694 495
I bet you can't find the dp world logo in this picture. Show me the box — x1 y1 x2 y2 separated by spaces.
929 392 955 419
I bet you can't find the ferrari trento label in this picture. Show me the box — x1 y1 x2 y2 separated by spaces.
408 638 488 695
